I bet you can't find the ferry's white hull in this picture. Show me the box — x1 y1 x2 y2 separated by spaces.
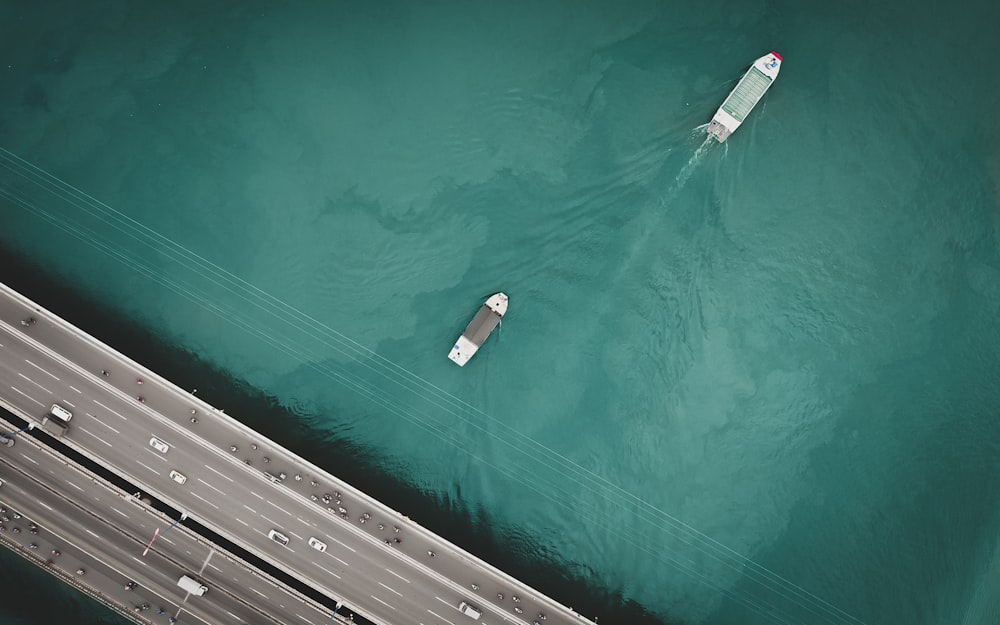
707 51 782 142
448 293 508 366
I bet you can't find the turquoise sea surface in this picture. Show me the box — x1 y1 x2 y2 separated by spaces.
1 1 1000 624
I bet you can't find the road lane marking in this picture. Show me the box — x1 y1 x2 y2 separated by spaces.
86 413 121 433
197 550 213 575
196 478 227 497
250 587 268 598
333 555 350 567
386 568 411 583
136 461 162 475
370 595 396 610
190 491 220 510
228 612 242 620
77 427 114 447
112 507 130 519
17 373 52 395
235 518 249 527
312 562 342 579
204 464 235 482
65 480 86 492
249 490 265 500
296 516 315 527
24 359 60 380
427 610 455 625
92 400 129 421
266 500 291 515
378 582 402 597
297 615 313 623
18 453 39 465
86 529 100 538
69 385 82 394
144 448 169 462
242 505 258 514
37 501 53 511
329 537 356 553
9 386 45 407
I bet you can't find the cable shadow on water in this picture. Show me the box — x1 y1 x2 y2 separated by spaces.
0 145 868 625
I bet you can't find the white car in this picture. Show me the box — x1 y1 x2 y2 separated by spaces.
169 470 187 484
149 437 170 453
50 404 73 422
268 529 289 546
308 537 327 552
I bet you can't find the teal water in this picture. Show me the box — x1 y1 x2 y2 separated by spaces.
2 1 1000 624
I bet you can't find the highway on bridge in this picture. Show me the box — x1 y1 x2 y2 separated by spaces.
0 284 587 625
0 415 331 625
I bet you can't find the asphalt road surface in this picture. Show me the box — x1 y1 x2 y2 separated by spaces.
0 415 335 625
0 283 591 625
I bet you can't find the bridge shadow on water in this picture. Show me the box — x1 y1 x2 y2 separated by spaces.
0 243 684 625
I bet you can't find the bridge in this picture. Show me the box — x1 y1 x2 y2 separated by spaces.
0 281 594 625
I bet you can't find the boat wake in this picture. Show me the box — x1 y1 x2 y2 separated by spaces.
657 134 716 208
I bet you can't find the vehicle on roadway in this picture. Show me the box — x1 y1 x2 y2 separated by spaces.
149 437 170 453
49 404 73 422
267 529 289 545
308 537 327 552
458 601 482 620
41 415 68 438
169 470 187 484
176 574 208 596
263 471 285 483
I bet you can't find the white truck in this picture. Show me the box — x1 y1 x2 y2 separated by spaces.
177 575 208 596
458 601 482 620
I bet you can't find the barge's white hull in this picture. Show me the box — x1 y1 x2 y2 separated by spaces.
707 51 782 142
447 293 508 366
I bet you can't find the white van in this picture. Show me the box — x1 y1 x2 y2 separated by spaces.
49 404 73 422
458 601 482 620
177 574 208 596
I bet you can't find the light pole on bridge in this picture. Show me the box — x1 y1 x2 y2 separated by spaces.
0 423 35 447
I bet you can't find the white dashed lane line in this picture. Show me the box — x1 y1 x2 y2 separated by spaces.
379 582 402 596
76 427 113 447
197 478 227 497
16 373 51 395
386 568 411 583
9 385 45 406
204 464 235 482
190 491 220 510
23 359 59 381
312 562 342 579
135 460 161 476
92 400 129 421
87 413 120 434
330 537 356 553
427 610 456 625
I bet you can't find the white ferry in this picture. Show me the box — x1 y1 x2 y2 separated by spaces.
447 293 508 366
707 51 782 142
